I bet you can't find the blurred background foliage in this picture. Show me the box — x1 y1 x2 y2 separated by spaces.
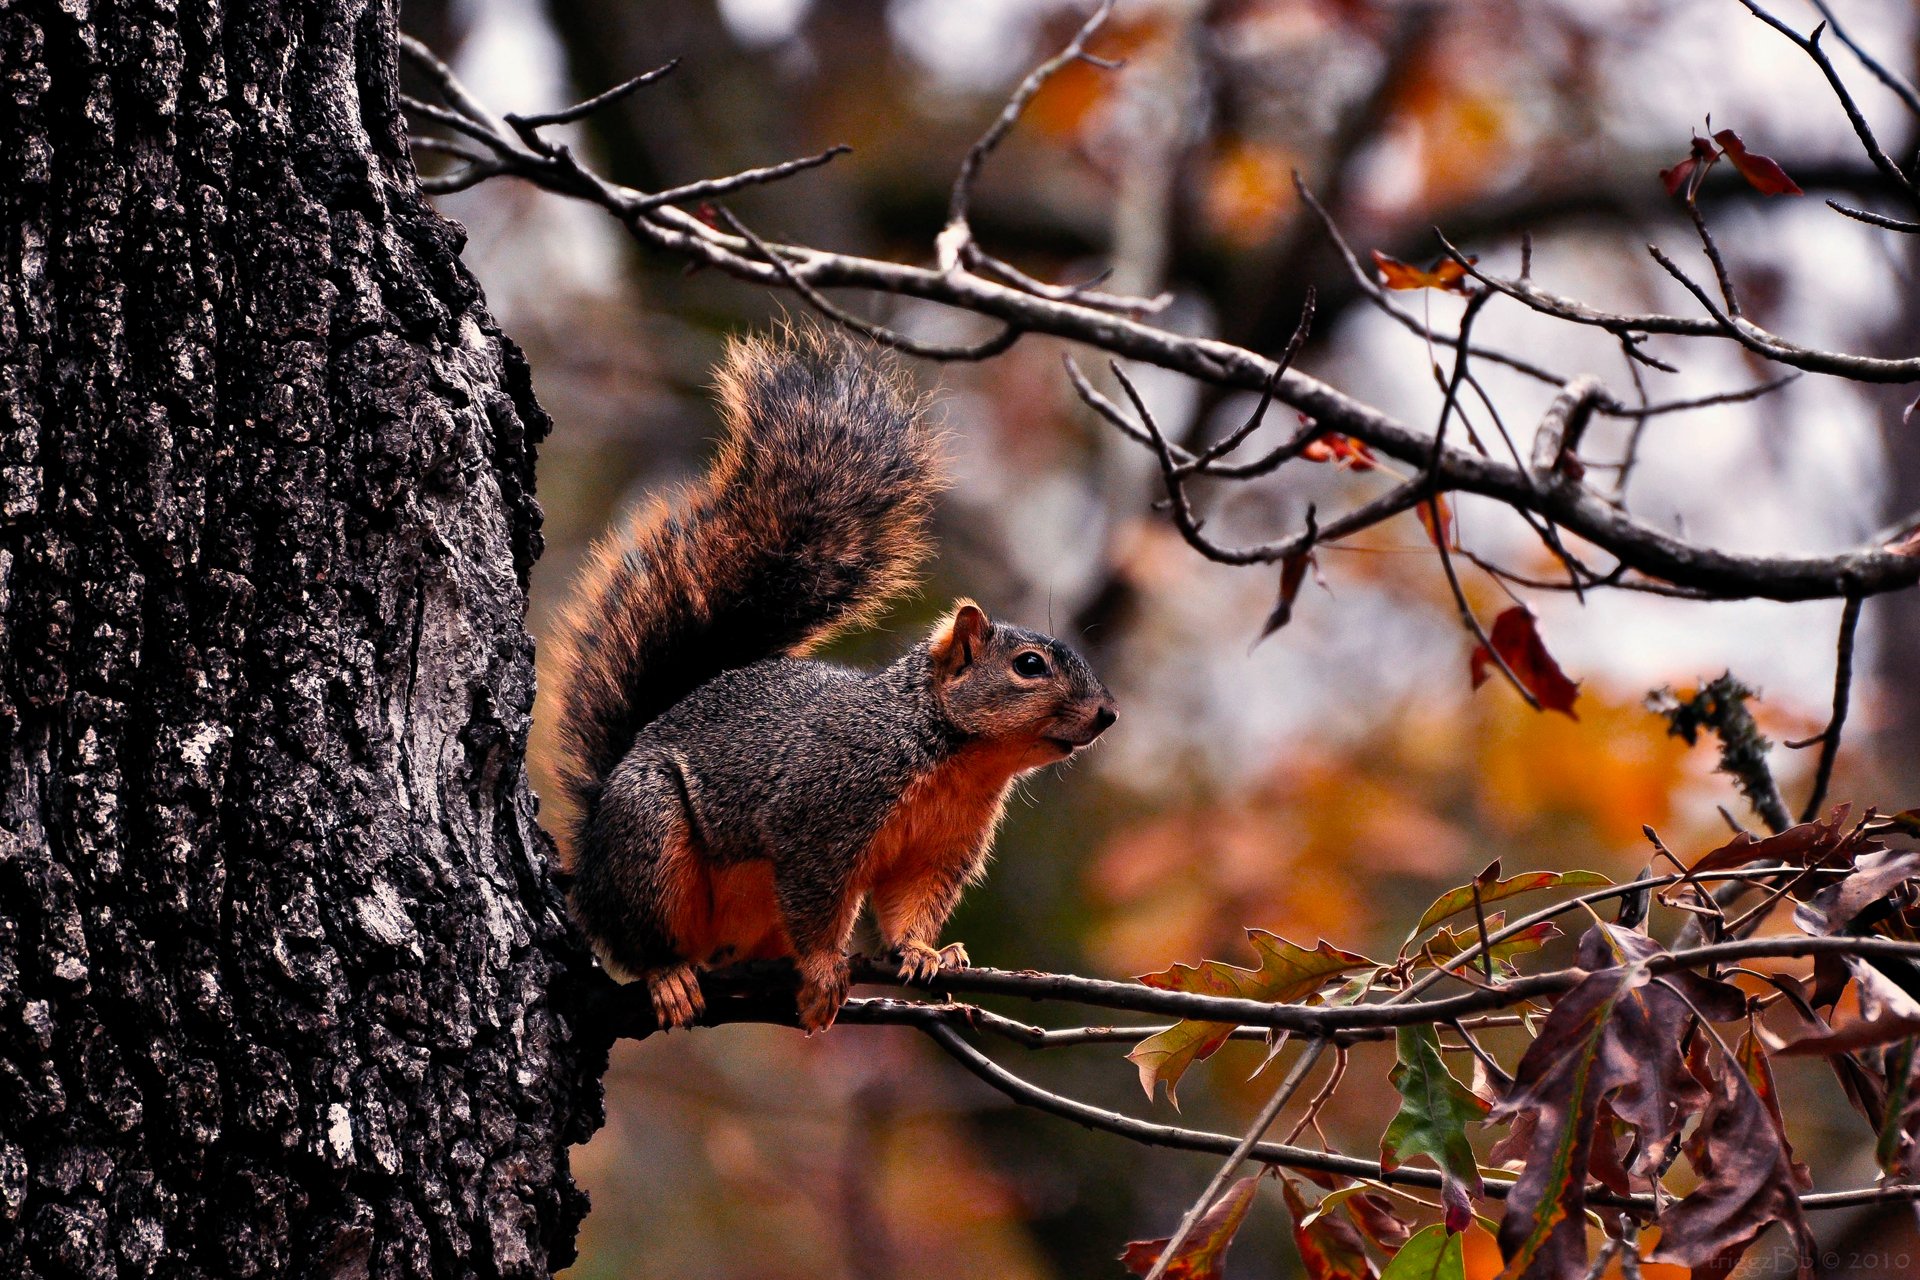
404 0 1920 1274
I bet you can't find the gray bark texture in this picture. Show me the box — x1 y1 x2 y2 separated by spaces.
0 1 602 1275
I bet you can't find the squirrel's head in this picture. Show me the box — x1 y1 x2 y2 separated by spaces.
925 600 1117 766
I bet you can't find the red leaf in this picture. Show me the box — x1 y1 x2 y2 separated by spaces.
1659 133 1719 198
1260 550 1323 640
1712 128 1803 196
1121 1176 1261 1279
1468 607 1580 718
1372 249 1475 294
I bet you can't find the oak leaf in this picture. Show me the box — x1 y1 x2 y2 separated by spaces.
1129 933 1375 1103
1120 1175 1260 1279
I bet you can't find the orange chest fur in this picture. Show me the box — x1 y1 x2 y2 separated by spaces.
858 739 1031 892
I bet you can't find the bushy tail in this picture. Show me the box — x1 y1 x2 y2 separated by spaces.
550 325 939 836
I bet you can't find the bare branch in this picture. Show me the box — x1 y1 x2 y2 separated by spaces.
1807 0 1920 120
508 59 679 133
1735 2 1920 202
1827 199 1920 233
1799 595 1863 823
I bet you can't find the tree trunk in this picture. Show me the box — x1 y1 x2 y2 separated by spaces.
0 2 599 1275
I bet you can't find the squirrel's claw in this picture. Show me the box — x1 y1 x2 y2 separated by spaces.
896 940 967 985
647 964 705 1030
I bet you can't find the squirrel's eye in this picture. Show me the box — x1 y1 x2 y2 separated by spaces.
1013 652 1048 678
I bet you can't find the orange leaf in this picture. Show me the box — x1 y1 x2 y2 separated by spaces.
1372 249 1475 294
1711 129 1802 196
1416 495 1453 549
1120 1176 1260 1278
1303 433 1378 470
1468 606 1580 718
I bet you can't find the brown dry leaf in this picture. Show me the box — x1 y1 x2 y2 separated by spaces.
1490 925 1744 1279
1648 1032 1815 1276
1687 803 1868 876
1417 495 1455 549
1469 607 1580 719
1120 1175 1260 1279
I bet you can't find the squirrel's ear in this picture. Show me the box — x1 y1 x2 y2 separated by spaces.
929 599 990 679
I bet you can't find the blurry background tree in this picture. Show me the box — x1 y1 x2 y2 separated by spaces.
392 1 1920 1277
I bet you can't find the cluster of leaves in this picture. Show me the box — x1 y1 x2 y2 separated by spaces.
1119 812 1920 1280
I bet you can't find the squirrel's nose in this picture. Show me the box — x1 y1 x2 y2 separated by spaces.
1091 705 1117 735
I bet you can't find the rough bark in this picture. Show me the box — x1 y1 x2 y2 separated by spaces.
0 1 599 1275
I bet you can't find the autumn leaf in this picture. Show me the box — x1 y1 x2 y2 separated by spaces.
1791 847 1920 937
1381 1224 1465 1280
1417 916 1559 977
1303 433 1378 470
1416 495 1454 549
1647 1032 1815 1275
1469 607 1580 719
1382 1025 1488 1233
1373 249 1475 294
1712 128 1803 196
1120 1175 1260 1279
1736 1028 1813 1191
1778 1013 1920 1056
1412 861 1612 936
1659 133 1719 198
1490 925 1745 1279
1260 549 1323 640
1687 803 1869 876
1283 1177 1379 1280
1130 933 1376 1103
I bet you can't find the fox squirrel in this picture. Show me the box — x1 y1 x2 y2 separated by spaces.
551 325 1117 1033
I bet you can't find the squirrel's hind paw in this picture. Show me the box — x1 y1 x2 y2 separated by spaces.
895 940 969 985
646 963 706 1030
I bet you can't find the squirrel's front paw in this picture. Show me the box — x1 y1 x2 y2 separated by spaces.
646 963 706 1030
796 955 850 1034
896 940 969 985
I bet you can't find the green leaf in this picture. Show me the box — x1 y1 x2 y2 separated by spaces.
1409 862 1611 938
1380 1225 1465 1280
1128 932 1375 1104
1381 1026 1488 1233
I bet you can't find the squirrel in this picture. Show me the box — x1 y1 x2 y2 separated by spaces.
550 324 1117 1033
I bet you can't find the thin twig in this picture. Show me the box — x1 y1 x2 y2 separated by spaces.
1808 0 1920 120
716 206 1023 361
1800 595 1863 823
508 59 679 132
